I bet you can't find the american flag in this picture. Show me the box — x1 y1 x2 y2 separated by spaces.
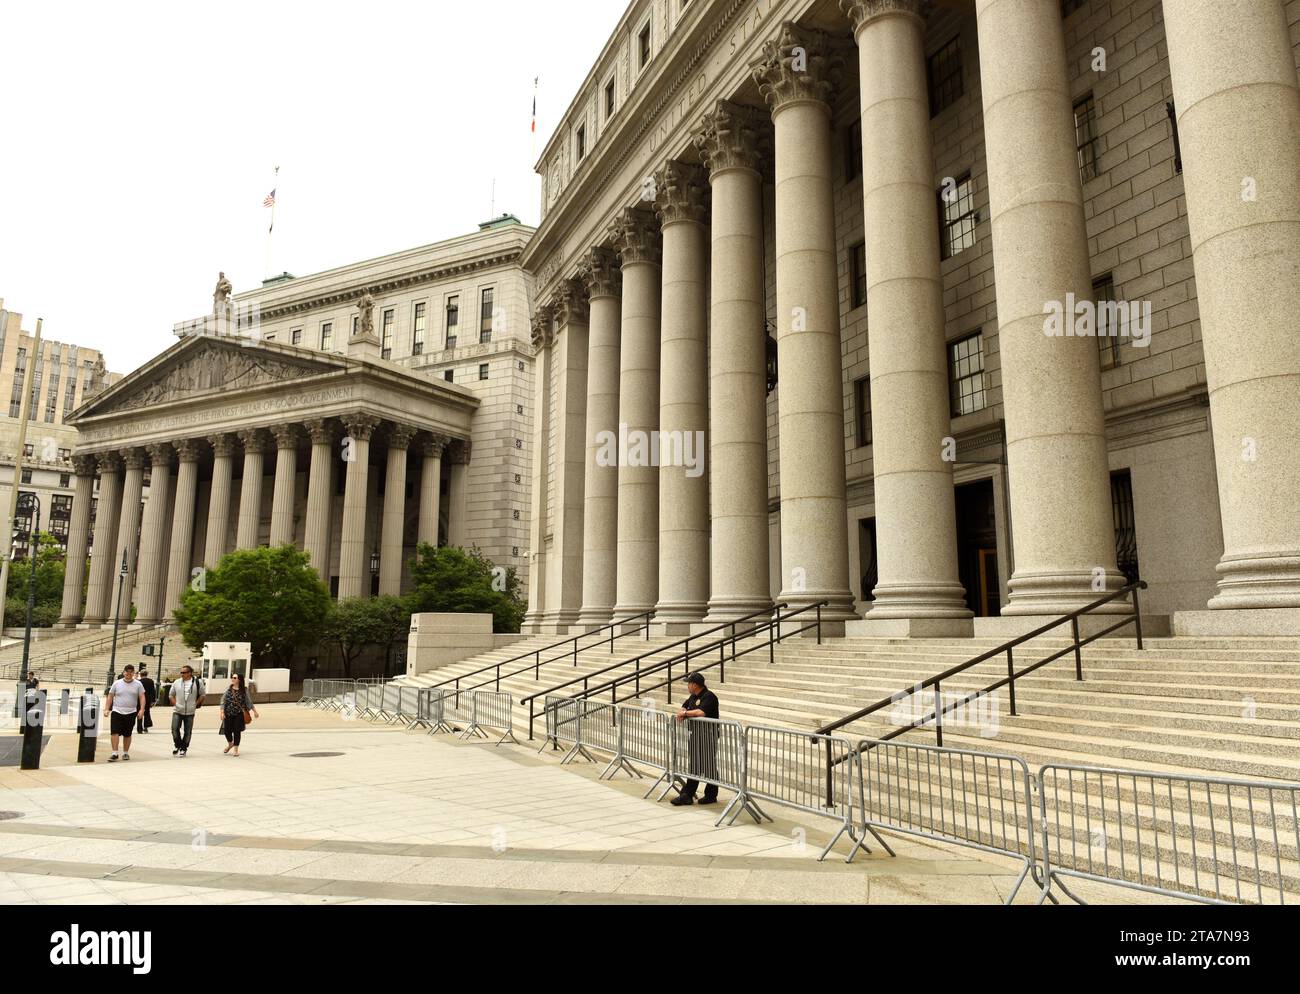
263 189 276 209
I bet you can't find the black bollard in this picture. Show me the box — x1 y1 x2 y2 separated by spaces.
20 689 47 771
77 690 100 764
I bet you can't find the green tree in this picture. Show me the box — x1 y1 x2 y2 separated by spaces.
4 532 68 628
320 595 410 677
405 544 525 634
173 546 331 667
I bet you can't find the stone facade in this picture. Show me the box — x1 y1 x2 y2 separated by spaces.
521 0 1300 637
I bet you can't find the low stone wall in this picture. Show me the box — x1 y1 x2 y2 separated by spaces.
405 614 525 679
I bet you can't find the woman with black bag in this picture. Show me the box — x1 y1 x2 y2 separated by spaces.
219 673 259 757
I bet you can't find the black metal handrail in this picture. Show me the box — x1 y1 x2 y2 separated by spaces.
817 581 1149 753
421 610 655 695
522 601 830 740
0 622 172 677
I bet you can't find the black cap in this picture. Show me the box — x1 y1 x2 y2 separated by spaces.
685 672 706 687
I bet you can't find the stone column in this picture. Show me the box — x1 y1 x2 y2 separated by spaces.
58 455 97 626
752 23 857 626
338 414 379 600
448 441 471 548
114 449 147 620
269 424 301 548
542 279 590 633
380 423 417 596
523 309 553 633
418 434 450 550
235 429 266 550
578 249 623 628
204 434 237 567
303 419 337 581
976 0 1125 616
696 101 774 625
82 453 122 625
134 443 173 626
1164 0 1300 614
609 205 663 623
844 0 973 636
652 160 711 632
165 440 201 619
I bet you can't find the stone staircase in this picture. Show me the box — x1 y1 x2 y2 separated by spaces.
0 624 174 682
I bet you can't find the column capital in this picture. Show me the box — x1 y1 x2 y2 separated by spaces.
96 452 122 475
751 22 844 114
71 454 97 477
531 304 555 350
695 100 770 177
208 433 239 458
271 424 302 451
120 448 147 471
304 418 338 446
580 246 622 300
387 423 419 451
449 439 473 466
551 278 590 327
237 428 268 455
840 0 927 33
422 433 453 458
341 413 381 443
654 160 710 226
174 439 203 463
146 443 174 468
610 205 662 267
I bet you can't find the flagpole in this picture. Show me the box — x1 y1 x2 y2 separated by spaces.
265 165 280 279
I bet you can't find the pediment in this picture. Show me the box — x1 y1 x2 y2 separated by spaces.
78 336 349 419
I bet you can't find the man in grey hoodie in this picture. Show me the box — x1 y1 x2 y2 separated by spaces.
169 665 205 757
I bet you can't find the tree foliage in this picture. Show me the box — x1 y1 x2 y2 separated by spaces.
4 532 70 628
173 546 331 666
405 544 524 634
320 595 409 677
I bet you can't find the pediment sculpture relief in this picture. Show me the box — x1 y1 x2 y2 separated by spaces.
111 344 329 412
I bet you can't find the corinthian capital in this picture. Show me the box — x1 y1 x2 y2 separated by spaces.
581 246 622 300
654 160 710 226
530 305 554 351
552 278 590 328
341 413 380 443
840 0 927 33
695 100 769 177
751 22 844 113
609 206 662 267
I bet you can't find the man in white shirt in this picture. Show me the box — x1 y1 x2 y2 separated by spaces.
169 664 205 757
103 665 145 762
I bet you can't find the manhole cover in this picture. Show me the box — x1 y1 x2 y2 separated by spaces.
291 752 345 759
0 811 21 822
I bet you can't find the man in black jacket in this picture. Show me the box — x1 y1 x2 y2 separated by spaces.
671 673 720 807
137 668 157 734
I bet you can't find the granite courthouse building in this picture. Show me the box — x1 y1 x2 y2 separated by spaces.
520 0 1300 639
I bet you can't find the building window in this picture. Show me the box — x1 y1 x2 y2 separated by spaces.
20 469 32 484
58 448 70 461
1112 469 1141 586
576 125 587 161
479 363 490 381
59 473 71 488
23 444 33 458
844 120 863 181
1166 101 1183 174
948 333 987 416
927 35 964 117
850 242 867 309
352 315 360 337
381 309 395 359
605 78 617 119
939 173 977 260
321 322 334 351
1094 274 1122 370
479 288 494 344
638 22 652 70
1074 93 1099 183
444 370 454 383
446 295 460 349
854 377 872 447
413 302 426 356
1061 0 1086 16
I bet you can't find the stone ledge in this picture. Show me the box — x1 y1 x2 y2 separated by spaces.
1174 609 1300 638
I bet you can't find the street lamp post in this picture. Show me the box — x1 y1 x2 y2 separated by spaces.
105 549 129 692
16 492 40 685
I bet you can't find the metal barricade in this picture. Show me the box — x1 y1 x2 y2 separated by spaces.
743 725 867 862
397 687 424 730
668 717 763 827
351 683 378 721
443 689 474 732
298 679 316 705
461 691 518 745
612 705 674 799
856 738 1038 904
1038 764 1300 906
563 700 618 767
540 696 581 756
415 688 451 734
378 685 404 724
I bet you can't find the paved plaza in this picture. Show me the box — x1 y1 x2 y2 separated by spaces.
0 703 1154 906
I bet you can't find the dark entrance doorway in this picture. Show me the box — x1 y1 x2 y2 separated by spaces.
858 518 878 604
955 480 1000 617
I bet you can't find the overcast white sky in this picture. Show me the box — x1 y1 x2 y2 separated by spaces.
0 0 624 373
